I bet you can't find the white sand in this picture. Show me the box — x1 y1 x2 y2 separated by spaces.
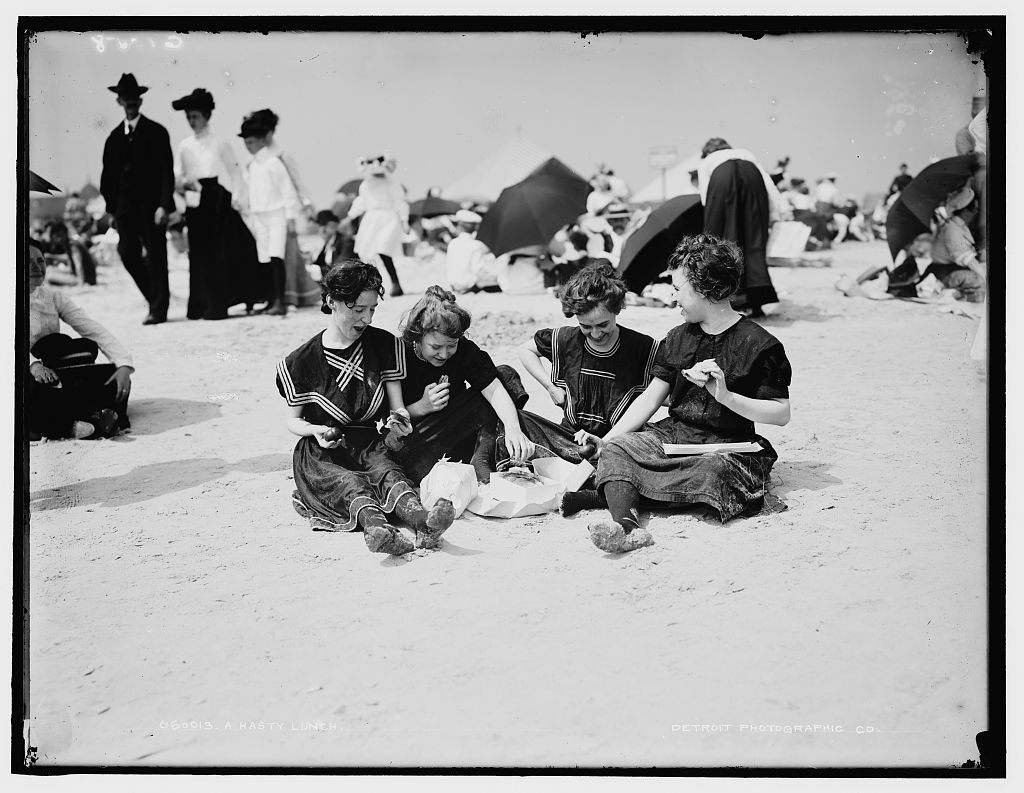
26 240 988 768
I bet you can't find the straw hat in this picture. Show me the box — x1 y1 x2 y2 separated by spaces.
454 209 482 224
944 186 975 213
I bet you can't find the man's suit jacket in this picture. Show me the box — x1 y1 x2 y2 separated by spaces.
100 115 175 218
314 233 354 269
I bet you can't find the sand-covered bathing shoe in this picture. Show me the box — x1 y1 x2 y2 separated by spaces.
364 524 415 556
588 520 654 553
417 498 456 550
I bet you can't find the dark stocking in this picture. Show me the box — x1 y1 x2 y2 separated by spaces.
601 480 641 532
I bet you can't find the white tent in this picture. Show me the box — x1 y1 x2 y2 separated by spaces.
629 151 703 204
444 137 583 202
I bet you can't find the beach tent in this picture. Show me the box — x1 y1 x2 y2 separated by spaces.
78 182 101 201
628 150 702 204
528 156 588 183
445 137 584 203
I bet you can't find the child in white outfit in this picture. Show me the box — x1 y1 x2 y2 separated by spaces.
239 114 297 315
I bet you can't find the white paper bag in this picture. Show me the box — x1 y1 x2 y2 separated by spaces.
419 460 478 518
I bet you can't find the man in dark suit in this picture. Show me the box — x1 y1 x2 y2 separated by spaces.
100 73 175 325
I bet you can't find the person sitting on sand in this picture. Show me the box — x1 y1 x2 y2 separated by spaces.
512 263 660 475
573 235 793 553
394 286 535 483
445 210 500 295
929 186 985 303
276 261 455 556
835 232 934 300
28 240 134 441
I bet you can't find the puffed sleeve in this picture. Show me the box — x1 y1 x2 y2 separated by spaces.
533 328 554 360
461 339 499 391
752 342 792 400
650 329 680 383
376 330 407 382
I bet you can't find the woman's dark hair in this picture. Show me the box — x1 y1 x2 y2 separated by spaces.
701 137 731 159
320 260 384 314
665 234 744 301
567 229 590 253
400 285 472 343
559 261 627 318
253 108 279 132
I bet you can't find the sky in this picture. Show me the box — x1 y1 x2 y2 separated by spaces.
25 28 986 209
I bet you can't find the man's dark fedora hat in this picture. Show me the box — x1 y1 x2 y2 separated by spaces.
108 73 148 97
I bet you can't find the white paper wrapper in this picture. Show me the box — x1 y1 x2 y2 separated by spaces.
465 470 561 519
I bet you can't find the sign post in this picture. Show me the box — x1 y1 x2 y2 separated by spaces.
649 146 679 203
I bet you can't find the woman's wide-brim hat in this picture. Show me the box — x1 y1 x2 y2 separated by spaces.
172 88 215 113
238 115 271 139
108 73 148 97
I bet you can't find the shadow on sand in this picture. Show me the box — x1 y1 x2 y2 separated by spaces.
769 459 843 500
123 397 223 436
29 452 292 511
754 300 834 328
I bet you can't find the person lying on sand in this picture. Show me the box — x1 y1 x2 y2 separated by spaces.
835 232 934 301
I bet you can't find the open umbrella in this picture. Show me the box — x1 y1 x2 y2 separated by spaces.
476 173 590 258
617 194 703 294
409 195 461 219
29 170 61 194
886 154 979 260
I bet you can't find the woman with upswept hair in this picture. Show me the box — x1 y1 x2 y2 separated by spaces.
514 262 660 476
576 235 793 553
276 261 455 556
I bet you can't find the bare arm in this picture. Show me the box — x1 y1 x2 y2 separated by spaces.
855 264 889 285
517 339 564 406
603 378 672 441
286 405 332 438
480 378 534 460
701 362 790 426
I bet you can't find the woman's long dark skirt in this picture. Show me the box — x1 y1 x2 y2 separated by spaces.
593 419 779 521
292 430 417 532
186 178 263 318
703 159 779 309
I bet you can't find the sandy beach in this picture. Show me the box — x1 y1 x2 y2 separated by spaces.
25 239 988 768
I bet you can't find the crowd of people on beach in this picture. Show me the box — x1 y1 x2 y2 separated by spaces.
26 71 987 554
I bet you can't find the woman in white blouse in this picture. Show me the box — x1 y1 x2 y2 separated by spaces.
172 88 261 319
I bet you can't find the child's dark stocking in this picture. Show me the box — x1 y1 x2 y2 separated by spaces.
560 488 606 517
379 254 403 296
471 426 496 483
266 257 287 315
